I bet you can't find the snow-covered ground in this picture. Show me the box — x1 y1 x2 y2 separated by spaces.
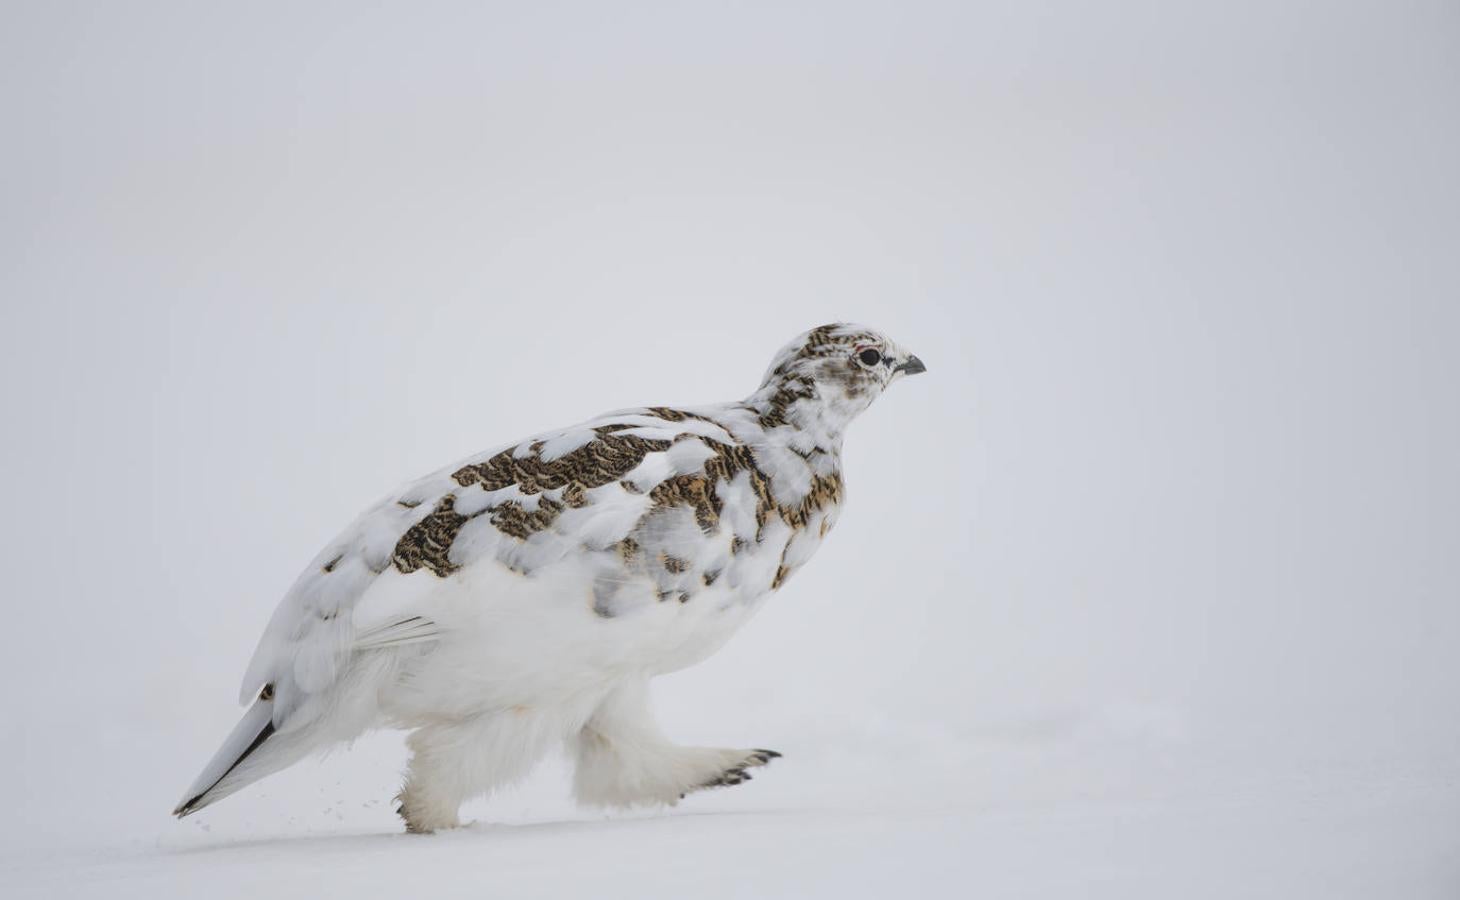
3 1 1458 897
7 709 1457 898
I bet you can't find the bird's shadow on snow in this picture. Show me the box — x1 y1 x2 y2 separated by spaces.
162 808 815 859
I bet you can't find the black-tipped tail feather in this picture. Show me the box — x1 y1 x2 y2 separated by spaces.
173 695 279 818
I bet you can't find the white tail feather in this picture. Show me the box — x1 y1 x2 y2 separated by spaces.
354 616 441 651
175 625 439 818
173 697 309 817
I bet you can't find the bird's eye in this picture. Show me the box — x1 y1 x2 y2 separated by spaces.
857 348 882 367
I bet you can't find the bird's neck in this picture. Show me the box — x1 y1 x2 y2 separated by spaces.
743 376 855 453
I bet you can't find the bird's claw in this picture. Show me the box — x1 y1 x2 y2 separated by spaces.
695 749 782 792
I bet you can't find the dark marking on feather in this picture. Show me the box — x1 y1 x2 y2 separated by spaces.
645 407 729 430
489 497 565 541
771 534 799 590
453 428 670 495
445 429 672 546
392 495 469 577
642 436 778 540
778 473 843 530
706 442 775 535
756 375 817 429
391 429 684 571
649 473 721 532
771 564 791 590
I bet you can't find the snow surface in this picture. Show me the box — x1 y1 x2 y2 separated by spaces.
6 711 1458 899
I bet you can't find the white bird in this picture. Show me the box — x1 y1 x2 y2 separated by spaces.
174 323 926 832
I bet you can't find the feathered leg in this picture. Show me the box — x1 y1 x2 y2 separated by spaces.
396 709 561 833
570 679 779 809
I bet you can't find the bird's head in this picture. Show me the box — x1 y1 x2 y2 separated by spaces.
747 323 926 443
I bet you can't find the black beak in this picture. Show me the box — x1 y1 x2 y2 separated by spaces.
895 354 927 376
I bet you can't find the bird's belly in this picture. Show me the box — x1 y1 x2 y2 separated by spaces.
379 556 771 722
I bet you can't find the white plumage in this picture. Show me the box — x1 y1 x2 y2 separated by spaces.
175 323 925 832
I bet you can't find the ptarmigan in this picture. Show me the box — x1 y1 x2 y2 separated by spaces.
174 323 926 832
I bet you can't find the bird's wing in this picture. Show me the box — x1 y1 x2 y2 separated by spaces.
235 405 752 725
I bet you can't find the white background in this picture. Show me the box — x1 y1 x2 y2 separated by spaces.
2 1 1457 897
